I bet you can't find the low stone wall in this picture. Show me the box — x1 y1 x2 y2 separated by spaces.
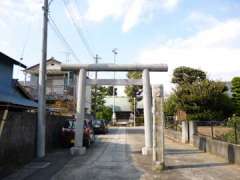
0 111 67 178
165 127 240 165
165 128 182 142
193 135 240 165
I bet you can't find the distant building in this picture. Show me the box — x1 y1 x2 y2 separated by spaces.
22 58 91 115
104 96 143 121
0 52 37 110
225 81 232 97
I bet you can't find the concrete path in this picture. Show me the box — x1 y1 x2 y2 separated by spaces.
127 127 240 180
4 127 240 180
52 127 143 180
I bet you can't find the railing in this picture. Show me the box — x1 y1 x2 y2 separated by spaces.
20 82 74 100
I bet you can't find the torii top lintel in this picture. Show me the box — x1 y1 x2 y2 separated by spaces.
61 64 168 72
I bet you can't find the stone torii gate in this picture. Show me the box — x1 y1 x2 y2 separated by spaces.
61 64 168 155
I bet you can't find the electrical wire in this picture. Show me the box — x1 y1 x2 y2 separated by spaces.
74 0 97 58
62 0 95 59
49 15 81 63
49 0 54 6
20 23 32 61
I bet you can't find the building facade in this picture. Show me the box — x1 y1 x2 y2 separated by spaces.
104 96 143 122
23 58 91 115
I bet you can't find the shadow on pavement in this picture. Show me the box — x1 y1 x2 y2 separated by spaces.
109 127 144 135
166 148 204 155
167 162 229 170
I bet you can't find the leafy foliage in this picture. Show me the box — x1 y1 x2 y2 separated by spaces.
222 114 240 144
231 77 240 114
96 106 112 121
125 71 142 111
164 94 177 116
106 86 117 96
172 66 206 85
171 66 233 121
91 86 113 120
91 86 108 115
227 114 240 127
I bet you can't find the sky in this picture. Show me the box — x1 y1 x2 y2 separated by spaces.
1 0 240 95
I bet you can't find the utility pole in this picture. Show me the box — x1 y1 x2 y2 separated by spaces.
133 97 136 127
37 0 48 158
94 54 101 80
112 48 118 125
93 54 101 116
63 51 71 86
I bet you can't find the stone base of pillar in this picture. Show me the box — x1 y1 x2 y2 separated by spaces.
70 146 86 155
142 147 152 155
153 161 165 172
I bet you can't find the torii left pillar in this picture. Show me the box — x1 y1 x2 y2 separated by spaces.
70 68 86 155
142 69 153 155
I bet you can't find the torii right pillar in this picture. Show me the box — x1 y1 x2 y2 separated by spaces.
142 69 153 155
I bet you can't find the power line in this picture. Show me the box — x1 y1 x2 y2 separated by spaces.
48 15 81 63
74 0 97 57
62 0 95 60
20 22 32 61
48 0 54 6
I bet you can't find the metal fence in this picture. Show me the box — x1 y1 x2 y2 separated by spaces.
196 120 240 144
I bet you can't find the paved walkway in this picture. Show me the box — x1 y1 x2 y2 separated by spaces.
127 127 240 180
4 127 240 180
52 127 143 180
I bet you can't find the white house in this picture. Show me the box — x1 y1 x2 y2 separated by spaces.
22 58 91 114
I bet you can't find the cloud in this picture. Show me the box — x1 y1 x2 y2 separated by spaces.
161 0 180 11
84 0 180 32
122 0 145 32
84 0 129 23
185 11 219 30
137 18 240 93
0 0 42 25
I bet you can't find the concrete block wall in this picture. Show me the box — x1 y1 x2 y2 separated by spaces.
193 135 240 165
165 126 240 165
0 111 37 178
0 111 67 178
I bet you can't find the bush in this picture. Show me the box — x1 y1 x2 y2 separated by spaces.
164 94 177 116
96 106 112 121
222 131 238 144
227 115 240 127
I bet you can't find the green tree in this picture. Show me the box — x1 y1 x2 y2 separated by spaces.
124 71 142 111
175 79 232 121
106 86 117 96
171 66 233 121
96 106 112 121
91 86 108 115
231 77 240 114
164 93 177 116
172 66 206 85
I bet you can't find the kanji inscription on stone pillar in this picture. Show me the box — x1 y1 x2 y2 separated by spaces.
152 85 165 171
